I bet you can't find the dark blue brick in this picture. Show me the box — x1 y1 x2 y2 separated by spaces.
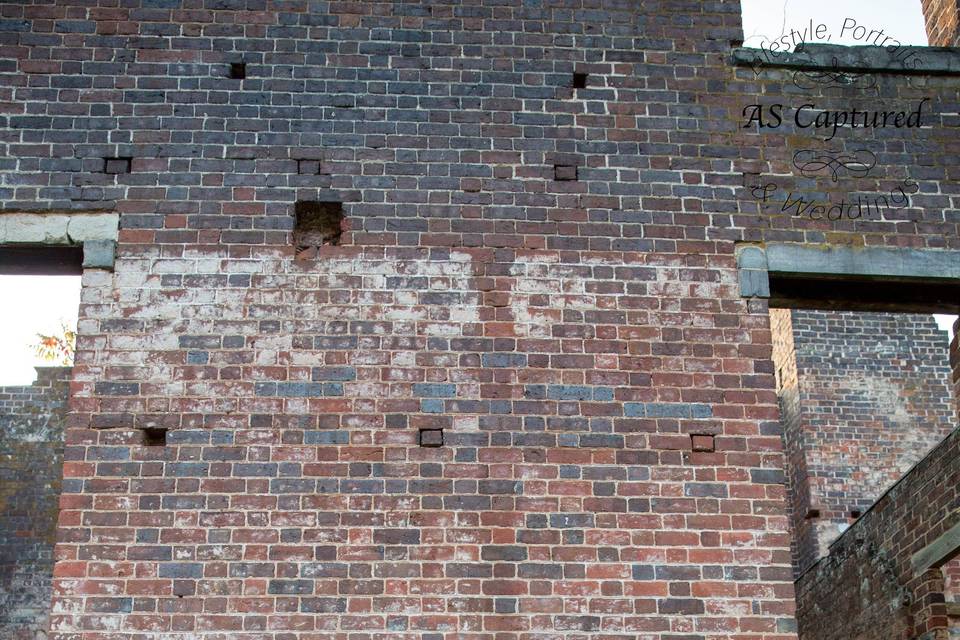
234 463 278 477
482 353 527 368
94 382 140 396
547 385 592 401
311 366 356 381
165 463 210 477
158 563 203 579
304 430 349 445
413 383 456 398
420 399 443 413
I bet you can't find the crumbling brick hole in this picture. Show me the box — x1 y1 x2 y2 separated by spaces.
229 62 246 80
293 200 344 259
141 427 167 447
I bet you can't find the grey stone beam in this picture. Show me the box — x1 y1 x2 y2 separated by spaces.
82 240 116 270
0 213 119 271
764 245 960 281
911 518 960 576
735 245 770 298
732 44 960 75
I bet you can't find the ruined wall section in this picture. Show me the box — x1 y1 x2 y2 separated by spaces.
784 311 957 574
795 426 960 640
0 367 71 640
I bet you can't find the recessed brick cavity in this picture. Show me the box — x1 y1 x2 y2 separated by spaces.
141 427 167 447
103 157 131 174
554 164 577 181
419 428 443 448
293 200 344 257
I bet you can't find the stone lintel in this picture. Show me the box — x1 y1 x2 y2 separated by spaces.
732 43 960 74
764 245 960 281
0 213 119 271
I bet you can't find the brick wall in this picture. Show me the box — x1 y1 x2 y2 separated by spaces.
0 1 958 638
795 424 960 640
772 311 957 575
922 0 960 46
770 308 815 577
0 367 71 640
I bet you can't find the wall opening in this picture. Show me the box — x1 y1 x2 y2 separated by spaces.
771 307 957 576
0 271 79 637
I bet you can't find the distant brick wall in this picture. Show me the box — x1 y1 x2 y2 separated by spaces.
772 311 957 575
922 0 960 46
0 367 70 640
795 425 960 640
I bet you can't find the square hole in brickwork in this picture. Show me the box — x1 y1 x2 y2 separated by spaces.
293 200 344 258
0 271 81 385
103 157 131 174
229 62 246 80
691 434 715 452
142 427 167 447
572 72 588 89
419 428 443 448
554 164 578 181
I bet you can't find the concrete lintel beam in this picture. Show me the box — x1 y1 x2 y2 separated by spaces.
764 245 960 281
0 213 119 245
732 44 960 75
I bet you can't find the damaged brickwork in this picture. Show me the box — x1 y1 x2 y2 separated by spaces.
795 423 960 640
0 367 70 640
771 310 958 576
0 1 958 639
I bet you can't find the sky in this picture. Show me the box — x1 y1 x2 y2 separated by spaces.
741 0 929 50
0 1 953 386
0 276 81 386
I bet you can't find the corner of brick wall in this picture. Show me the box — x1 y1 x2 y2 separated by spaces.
921 0 960 46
